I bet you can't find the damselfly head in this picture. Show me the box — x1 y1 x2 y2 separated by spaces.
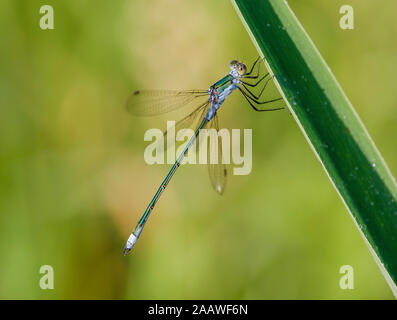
229 60 239 70
229 60 247 76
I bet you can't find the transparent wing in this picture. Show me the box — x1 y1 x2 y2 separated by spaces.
207 113 227 195
126 90 209 116
163 100 210 151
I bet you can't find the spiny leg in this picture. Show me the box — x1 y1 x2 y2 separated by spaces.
238 86 284 112
242 87 284 105
242 57 265 79
240 75 274 101
244 56 261 76
241 58 265 79
240 72 269 88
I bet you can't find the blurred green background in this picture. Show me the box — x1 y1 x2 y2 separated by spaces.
1 0 396 299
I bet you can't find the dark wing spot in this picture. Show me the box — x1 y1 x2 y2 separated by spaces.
133 90 140 95
224 169 227 177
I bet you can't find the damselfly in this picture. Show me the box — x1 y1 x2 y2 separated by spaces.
123 57 284 255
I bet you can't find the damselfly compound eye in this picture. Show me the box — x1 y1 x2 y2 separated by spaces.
237 63 247 75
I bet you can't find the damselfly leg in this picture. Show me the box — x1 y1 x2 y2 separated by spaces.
232 56 285 112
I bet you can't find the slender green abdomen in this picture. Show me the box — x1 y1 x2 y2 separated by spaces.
137 118 208 227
